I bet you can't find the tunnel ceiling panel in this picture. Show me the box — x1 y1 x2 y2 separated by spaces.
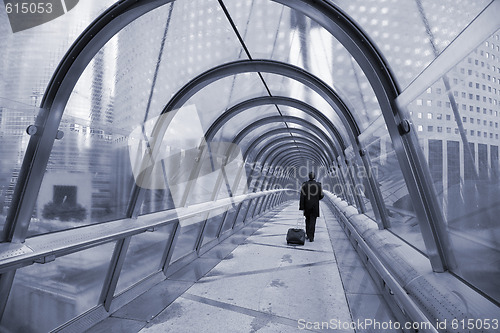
135 0 252 120
281 107 335 140
179 73 269 132
234 117 338 163
286 123 329 141
108 0 252 126
237 123 291 155
245 135 328 166
279 107 337 140
258 73 351 142
329 0 491 89
242 124 292 153
223 0 381 131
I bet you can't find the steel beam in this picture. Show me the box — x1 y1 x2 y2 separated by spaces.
205 96 347 149
0 271 15 323
241 126 337 162
263 153 322 190
246 139 327 190
248 137 330 167
235 116 339 158
163 60 360 142
253 147 325 193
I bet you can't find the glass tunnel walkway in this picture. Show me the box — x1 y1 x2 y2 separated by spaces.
1 0 500 332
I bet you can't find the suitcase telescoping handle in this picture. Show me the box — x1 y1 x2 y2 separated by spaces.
297 215 304 228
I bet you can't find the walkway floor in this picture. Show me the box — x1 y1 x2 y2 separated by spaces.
87 201 399 333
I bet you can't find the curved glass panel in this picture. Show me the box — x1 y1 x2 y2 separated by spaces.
233 200 250 227
242 125 291 157
404 29 500 303
331 0 491 89
200 206 228 247
183 74 268 132
170 214 205 262
214 104 280 142
280 106 339 143
109 0 249 126
0 0 115 108
224 1 381 130
25 0 253 235
1 242 115 332
0 0 116 237
259 73 351 142
181 142 248 206
287 122 336 151
115 224 175 295
359 120 426 253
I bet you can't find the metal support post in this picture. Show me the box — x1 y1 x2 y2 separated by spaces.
358 145 390 228
160 221 181 274
99 237 131 311
0 271 16 323
230 202 244 230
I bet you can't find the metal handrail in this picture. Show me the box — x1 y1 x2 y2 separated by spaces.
0 190 284 275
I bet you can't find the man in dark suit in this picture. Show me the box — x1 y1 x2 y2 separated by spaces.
299 172 324 242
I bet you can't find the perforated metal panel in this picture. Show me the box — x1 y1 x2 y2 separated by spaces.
0 244 33 260
408 276 470 333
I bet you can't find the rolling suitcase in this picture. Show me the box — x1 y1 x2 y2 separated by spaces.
286 228 305 245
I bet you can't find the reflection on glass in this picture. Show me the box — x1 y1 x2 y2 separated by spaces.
129 105 248 210
218 205 238 235
170 213 205 263
406 30 500 302
115 224 175 295
28 36 134 236
200 207 228 248
248 197 262 220
0 242 115 332
224 1 382 131
360 121 426 253
185 142 247 206
216 207 236 235
233 201 250 227
0 0 117 237
20 0 250 235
